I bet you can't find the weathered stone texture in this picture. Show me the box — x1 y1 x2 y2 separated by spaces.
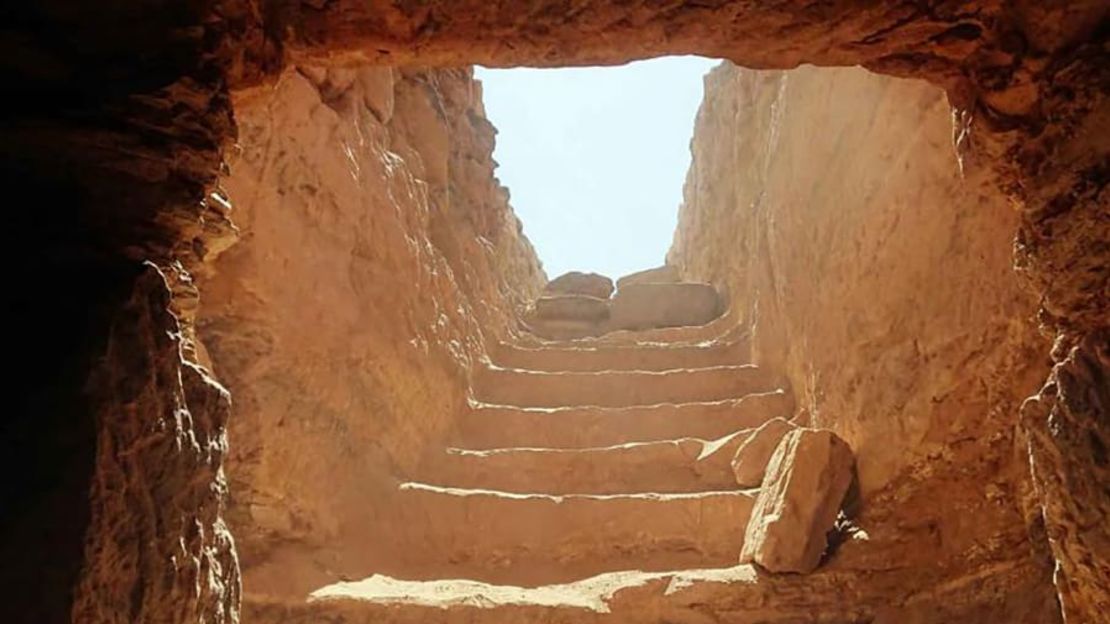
732 418 796 488
740 429 855 574
72 265 240 624
0 1 1105 622
609 282 723 331
616 265 680 290
545 271 615 299
197 65 544 599
670 64 1051 494
669 63 1064 617
534 295 612 323
1021 330 1110 621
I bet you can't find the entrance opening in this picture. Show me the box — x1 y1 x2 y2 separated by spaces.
477 57 715 278
201 56 1055 622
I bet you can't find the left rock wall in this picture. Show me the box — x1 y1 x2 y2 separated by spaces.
71 266 240 624
1 2 244 622
196 65 544 600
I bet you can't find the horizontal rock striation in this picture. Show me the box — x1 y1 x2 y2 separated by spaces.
544 271 615 299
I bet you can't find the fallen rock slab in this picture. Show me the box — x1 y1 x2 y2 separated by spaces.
616 265 680 290
609 282 722 331
740 428 855 574
545 271 614 299
731 418 796 487
534 295 611 323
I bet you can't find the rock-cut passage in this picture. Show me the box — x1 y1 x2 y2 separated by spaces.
245 274 824 622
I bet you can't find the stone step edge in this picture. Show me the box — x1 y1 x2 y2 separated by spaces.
298 565 761 613
479 362 762 375
493 337 747 355
445 429 745 460
486 340 751 373
516 310 742 347
398 481 755 502
466 388 788 412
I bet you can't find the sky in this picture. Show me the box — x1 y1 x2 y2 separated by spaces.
476 57 718 281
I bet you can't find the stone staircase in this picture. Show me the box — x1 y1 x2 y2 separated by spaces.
246 273 850 623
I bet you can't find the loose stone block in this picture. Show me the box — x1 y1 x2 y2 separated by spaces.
545 271 615 299
616 265 681 290
740 428 855 573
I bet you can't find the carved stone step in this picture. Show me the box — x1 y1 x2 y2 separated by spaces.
457 391 793 448
429 430 748 494
473 364 780 408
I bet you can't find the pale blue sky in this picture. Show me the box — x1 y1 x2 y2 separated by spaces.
476 57 718 281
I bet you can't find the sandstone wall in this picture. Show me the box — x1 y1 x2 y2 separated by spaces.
196 66 544 599
669 63 1063 616
71 266 240 624
670 64 1050 495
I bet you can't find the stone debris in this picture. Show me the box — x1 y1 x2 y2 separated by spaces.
545 271 615 299
740 428 855 574
525 270 725 339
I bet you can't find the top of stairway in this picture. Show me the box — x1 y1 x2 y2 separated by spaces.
472 363 780 408
521 269 734 344
516 304 741 349
490 330 749 372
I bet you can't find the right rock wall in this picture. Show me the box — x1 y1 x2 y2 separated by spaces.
670 64 1049 497
670 64 1067 617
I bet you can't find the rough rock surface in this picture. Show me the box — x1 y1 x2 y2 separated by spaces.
740 429 855 574
73 265 240 624
731 418 795 488
268 2 1110 346
669 63 1064 618
533 295 611 323
545 271 614 299
197 66 543 600
1021 330 1110 619
671 63 1050 494
609 282 723 331
616 265 680 290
